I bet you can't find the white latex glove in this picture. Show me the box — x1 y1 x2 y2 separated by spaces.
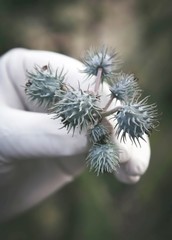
0 48 150 222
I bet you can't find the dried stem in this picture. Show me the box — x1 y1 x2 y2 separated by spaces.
103 95 114 111
94 68 103 94
102 106 123 118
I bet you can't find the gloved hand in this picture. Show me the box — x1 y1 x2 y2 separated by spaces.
0 48 150 221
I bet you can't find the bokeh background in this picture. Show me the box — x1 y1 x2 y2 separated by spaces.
0 0 171 239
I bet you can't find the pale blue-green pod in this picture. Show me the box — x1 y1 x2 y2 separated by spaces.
88 124 110 144
51 90 102 134
86 143 119 175
114 97 158 145
25 65 65 107
110 72 141 103
82 46 120 80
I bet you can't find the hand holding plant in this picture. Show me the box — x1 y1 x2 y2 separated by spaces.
25 46 158 175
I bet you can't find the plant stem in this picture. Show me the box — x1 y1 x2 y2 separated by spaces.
94 68 102 94
102 106 123 118
103 95 114 111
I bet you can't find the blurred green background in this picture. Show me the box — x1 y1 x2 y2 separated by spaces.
0 0 171 239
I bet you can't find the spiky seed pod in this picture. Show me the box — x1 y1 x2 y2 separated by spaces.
88 124 110 144
110 73 141 103
25 65 66 106
51 90 102 133
82 46 120 80
114 97 158 144
86 143 119 175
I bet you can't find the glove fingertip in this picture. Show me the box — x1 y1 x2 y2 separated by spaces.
115 168 141 184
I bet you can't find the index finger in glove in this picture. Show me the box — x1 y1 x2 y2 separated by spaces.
0 48 93 111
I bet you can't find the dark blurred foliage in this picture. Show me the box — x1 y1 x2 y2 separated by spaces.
136 0 172 116
0 0 172 239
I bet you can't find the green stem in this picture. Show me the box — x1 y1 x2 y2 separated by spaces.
102 106 123 118
94 68 102 94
